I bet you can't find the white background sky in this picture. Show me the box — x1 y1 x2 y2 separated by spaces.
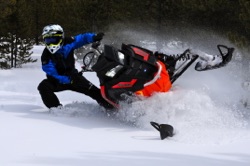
0 45 250 166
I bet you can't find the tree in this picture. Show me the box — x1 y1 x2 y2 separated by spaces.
0 36 11 69
0 0 17 36
15 37 37 68
239 0 250 42
0 0 36 69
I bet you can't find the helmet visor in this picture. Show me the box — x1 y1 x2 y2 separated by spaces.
43 34 63 46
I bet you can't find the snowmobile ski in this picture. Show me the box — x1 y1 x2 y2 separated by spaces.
195 45 234 71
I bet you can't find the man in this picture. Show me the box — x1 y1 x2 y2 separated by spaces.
37 24 114 109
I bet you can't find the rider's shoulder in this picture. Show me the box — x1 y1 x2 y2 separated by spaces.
63 36 75 44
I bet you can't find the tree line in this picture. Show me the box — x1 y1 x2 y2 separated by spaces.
0 0 249 69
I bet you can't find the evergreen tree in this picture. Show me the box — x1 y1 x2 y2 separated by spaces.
15 37 37 68
0 36 11 69
0 0 36 69
239 0 250 41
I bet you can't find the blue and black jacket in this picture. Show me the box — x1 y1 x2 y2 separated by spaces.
41 33 95 84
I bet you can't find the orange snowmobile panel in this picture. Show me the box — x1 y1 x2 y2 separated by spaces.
135 61 172 97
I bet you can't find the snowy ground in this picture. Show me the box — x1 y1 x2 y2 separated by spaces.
0 45 250 166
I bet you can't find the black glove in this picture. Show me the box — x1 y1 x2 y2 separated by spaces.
69 72 82 84
93 32 104 42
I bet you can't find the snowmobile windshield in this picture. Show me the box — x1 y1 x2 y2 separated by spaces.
83 51 100 71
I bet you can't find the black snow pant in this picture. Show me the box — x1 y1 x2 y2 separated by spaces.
37 75 114 109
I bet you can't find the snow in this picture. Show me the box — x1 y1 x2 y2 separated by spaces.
0 45 250 166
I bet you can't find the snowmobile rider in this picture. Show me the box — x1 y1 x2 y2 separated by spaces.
37 24 114 109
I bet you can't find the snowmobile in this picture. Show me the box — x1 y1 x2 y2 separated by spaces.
81 42 234 107
80 42 234 139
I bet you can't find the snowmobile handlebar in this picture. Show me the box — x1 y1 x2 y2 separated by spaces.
91 41 101 49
